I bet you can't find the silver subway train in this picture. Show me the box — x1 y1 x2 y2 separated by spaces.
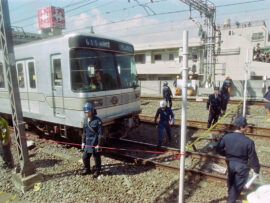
0 33 141 140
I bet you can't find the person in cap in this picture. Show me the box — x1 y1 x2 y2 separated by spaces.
81 102 104 178
162 81 173 108
154 100 174 147
216 117 260 203
220 76 233 112
206 87 225 128
0 116 14 169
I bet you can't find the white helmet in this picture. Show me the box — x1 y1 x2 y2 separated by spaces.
160 100 167 107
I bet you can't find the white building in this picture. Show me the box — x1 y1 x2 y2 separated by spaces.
134 20 270 82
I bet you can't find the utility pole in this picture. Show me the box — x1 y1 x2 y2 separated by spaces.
179 30 188 203
0 0 42 192
179 0 216 87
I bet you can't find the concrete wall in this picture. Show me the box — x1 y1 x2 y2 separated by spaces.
140 80 270 100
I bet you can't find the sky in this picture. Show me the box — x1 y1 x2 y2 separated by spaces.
7 0 270 44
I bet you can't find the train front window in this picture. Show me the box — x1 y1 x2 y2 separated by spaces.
70 49 121 92
116 54 138 88
70 49 101 92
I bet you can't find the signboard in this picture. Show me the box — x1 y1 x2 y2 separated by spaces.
69 35 134 54
38 6 65 30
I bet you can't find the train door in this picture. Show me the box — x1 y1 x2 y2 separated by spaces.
51 55 65 118
16 60 39 113
16 61 29 112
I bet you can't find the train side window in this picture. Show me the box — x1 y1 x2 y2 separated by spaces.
16 63 25 88
0 63 5 88
28 61 36 89
99 51 120 90
53 59 62 86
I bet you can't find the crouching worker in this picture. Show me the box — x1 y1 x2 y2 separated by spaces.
0 116 14 169
81 102 103 178
216 117 260 203
154 100 174 147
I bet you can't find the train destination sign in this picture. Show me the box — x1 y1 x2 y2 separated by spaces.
69 35 134 53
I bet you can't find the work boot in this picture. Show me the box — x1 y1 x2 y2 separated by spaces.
93 170 100 179
81 168 91 175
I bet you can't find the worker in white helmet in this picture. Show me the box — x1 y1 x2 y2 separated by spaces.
154 100 174 147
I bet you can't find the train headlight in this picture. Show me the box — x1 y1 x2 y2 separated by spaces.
90 99 103 107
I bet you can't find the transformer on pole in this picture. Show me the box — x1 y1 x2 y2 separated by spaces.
179 0 217 87
0 0 42 192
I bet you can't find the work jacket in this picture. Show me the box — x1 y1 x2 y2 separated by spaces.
0 116 10 146
216 132 260 173
154 107 175 124
163 86 172 99
206 93 224 113
82 116 103 153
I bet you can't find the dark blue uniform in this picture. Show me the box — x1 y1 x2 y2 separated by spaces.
220 86 230 111
82 116 103 171
154 107 174 142
163 86 173 108
216 132 260 203
206 93 224 128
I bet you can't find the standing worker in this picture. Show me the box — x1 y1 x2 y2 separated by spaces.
154 100 174 147
0 116 14 169
220 76 232 112
81 102 103 178
162 81 173 108
216 117 260 203
223 75 233 95
206 87 225 128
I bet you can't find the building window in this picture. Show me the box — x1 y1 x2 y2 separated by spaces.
154 54 162 61
0 63 5 88
134 54 145 64
169 53 174 60
252 32 264 41
158 76 171 80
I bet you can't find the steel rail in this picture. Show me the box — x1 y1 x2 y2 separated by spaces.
104 151 228 182
141 96 265 106
116 138 270 171
139 114 270 139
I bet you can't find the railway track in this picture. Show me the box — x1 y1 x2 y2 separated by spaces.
106 138 268 186
139 114 270 140
105 138 227 182
141 96 266 106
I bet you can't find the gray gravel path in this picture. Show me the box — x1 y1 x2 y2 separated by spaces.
0 134 228 203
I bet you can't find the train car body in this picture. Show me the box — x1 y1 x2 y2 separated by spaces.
0 33 141 138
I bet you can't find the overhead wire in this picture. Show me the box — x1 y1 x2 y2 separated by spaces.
12 0 268 34
12 0 166 28
64 0 267 33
